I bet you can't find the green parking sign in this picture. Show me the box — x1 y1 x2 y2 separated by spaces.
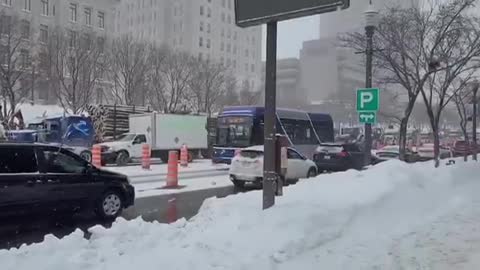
356 88 379 111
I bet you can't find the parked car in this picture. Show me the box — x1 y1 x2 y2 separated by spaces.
374 145 419 163
0 143 135 220
313 143 365 172
229 146 317 188
416 144 452 161
452 140 475 157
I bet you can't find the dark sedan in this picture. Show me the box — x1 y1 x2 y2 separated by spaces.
313 143 365 172
0 143 135 220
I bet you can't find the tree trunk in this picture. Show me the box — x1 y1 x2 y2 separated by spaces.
398 117 409 161
432 124 440 168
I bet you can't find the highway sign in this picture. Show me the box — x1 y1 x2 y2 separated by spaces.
358 112 377 124
356 88 379 112
235 0 350 27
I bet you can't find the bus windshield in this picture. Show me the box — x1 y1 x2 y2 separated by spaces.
216 116 253 148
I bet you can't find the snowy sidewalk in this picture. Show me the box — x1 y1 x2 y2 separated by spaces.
3 160 480 270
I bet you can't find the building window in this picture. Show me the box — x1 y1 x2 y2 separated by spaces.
233 45 237 54
221 0 225 8
98 11 105 29
233 31 237 40
220 56 224 65
233 60 236 68
39 24 48 43
198 52 203 61
69 3 77 22
200 6 204 16
199 37 203 47
207 23 211 33
97 37 105 52
68 30 77 47
245 63 248 72
2 0 11 6
200 21 204 32
0 45 7 65
84 7 92 25
228 0 231 9
227 15 231 24
0 15 11 35
206 39 211 48
245 49 249 57
20 20 30 39
41 0 49 16
226 43 231 52
251 64 255 72
24 0 31 11
221 29 224 37
207 8 211 18
20 49 30 68
96 88 104 104
227 29 231 38
226 58 231 66
221 13 225 22
220 42 224 51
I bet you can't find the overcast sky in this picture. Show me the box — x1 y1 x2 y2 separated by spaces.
261 16 320 60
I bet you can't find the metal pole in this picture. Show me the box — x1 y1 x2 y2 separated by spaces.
263 22 278 210
364 25 374 166
473 83 478 161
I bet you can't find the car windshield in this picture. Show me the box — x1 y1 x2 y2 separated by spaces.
116 134 136 142
216 116 253 148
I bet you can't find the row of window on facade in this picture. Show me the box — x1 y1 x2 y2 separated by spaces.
2 0 48 15
198 37 256 58
69 3 105 29
197 52 256 74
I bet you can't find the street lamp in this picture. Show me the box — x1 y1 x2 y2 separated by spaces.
363 1 379 166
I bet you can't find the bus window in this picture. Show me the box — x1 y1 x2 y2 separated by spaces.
216 116 253 148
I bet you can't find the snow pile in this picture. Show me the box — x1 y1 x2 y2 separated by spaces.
2 160 480 270
16 104 65 124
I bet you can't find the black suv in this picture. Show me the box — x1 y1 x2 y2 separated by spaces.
0 143 134 220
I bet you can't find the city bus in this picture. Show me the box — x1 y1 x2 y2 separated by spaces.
212 106 334 164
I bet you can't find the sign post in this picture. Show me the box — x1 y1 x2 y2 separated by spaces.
235 0 350 210
356 87 379 165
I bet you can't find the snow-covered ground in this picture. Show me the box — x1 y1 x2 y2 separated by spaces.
3 160 480 270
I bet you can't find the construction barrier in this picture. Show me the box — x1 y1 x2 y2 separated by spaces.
142 144 151 170
180 144 188 167
92 144 102 168
166 150 179 188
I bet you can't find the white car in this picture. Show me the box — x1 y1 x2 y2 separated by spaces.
229 145 318 188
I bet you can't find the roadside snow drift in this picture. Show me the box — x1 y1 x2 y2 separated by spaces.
3 160 480 270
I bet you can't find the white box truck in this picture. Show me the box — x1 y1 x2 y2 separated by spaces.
100 113 208 165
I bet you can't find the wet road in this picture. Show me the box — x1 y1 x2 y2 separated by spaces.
0 185 244 250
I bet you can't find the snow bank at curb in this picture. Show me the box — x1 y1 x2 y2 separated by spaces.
2 160 479 270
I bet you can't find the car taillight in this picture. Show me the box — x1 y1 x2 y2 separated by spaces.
337 151 349 158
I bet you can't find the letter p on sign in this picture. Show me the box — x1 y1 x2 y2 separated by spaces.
356 88 379 112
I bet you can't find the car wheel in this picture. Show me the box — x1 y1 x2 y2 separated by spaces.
116 151 129 166
307 167 317 178
232 180 245 188
96 190 124 220
80 150 92 163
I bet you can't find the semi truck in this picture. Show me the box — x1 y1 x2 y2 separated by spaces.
100 113 208 165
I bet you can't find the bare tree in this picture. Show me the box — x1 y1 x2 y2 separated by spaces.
156 51 194 113
239 80 261 105
218 75 240 107
44 28 107 114
188 60 227 116
452 85 471 143
109 35 149 105
342 0 479 161
0 10 35 126
418 0 480 166
145 45 168 111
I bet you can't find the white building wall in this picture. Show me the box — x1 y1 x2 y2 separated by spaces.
113 0 262 92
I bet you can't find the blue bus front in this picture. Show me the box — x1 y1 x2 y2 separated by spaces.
212 107 264 164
